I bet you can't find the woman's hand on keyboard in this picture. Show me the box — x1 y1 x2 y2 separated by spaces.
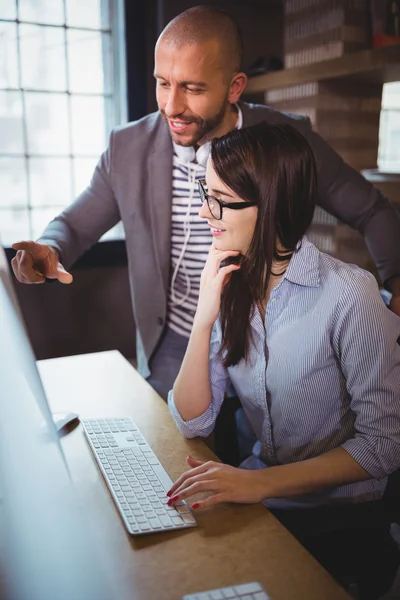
166 456 267 509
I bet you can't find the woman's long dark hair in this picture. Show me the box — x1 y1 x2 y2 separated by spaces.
210 122 317 367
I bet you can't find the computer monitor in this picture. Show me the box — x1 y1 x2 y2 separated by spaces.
0 244 112 600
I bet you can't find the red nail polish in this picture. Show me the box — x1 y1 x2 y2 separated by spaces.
166 489 172 497
192 503 200 509
168 494 179 506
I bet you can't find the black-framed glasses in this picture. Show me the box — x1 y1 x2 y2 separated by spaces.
198 179 257 221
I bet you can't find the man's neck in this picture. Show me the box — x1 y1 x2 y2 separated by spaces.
198 104 239 147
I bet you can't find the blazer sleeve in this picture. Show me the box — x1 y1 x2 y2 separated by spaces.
300 119 400 287
37 129 120 269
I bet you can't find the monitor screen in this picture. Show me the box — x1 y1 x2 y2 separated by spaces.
0 245 112 600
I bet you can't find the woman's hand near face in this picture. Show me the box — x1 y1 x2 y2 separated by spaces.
166 456 267 510
194 245 241 329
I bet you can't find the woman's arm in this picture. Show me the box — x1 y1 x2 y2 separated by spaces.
172 322 214 422
166 448 371 509
257 447 370 499
169 246 241 430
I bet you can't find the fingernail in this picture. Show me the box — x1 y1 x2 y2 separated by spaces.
192 503 200 510
166 489 172 497
168 494 179 506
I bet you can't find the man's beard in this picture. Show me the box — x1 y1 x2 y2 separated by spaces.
161 95 230 147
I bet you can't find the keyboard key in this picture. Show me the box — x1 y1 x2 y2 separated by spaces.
149 518 162 529
210 592 223 600
182 583 269 600
137 516 148 524
182 514 196 524
159 515 172 528
235 583 262 595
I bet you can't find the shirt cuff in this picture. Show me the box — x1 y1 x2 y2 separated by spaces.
341 438 397 480
167 390 216 439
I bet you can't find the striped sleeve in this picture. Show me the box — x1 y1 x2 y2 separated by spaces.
332 270 400 479
167 323 230 438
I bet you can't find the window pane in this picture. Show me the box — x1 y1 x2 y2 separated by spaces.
20 24 67 91
0 91 25 153
70 95 106 155
379 109 400 172
66 0 109 29
0 22 19 88
382 82 400 110
19 0 64 26
73 157 98 195
31 206 64 239
0 157 27 209
0 0 16 20
0 208 30 245
68 29 111 94
383 113 400 167
29 157 73 207
25 92 70 154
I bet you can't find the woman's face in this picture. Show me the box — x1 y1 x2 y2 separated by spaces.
200 161 258 254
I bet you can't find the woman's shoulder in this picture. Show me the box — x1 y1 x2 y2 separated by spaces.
314 244 381 310
294 238 378 297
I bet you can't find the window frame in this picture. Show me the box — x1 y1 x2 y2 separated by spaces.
0 0 127 246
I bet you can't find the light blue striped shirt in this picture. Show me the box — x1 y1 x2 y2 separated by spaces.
168 238 400 509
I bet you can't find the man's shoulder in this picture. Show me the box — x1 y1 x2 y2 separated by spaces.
111 111 169 148
240 101 312 134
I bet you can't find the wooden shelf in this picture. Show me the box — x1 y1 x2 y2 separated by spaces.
244 44 400 93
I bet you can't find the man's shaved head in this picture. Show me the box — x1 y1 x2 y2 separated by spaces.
154 6 247 147
159 6 243 77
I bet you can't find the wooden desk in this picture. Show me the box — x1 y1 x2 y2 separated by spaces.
38 350 350 600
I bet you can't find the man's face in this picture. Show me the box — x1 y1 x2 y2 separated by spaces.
154 39 232 147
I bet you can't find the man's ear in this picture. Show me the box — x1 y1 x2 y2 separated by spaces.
228 72 248 104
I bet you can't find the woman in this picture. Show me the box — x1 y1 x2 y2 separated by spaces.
167 123 400 595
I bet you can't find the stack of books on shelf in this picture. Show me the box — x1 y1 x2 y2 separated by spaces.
284 0 371 68
265 0 384 270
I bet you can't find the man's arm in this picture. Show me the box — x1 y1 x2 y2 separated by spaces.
36 129 120 269
302 121 400 305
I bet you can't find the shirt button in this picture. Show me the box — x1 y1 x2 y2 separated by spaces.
157 317 164 326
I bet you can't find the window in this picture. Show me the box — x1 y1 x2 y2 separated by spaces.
378 82 400 173
0 0 126 246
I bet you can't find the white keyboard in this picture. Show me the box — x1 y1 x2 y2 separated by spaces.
81 417 197 535
183 582 270 600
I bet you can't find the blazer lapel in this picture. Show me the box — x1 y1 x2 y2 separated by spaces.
148 125 173 298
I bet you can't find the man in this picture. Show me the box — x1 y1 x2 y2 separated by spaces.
11 6 400 400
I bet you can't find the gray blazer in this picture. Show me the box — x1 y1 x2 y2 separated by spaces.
38 101 400 378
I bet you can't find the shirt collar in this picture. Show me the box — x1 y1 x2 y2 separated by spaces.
172 104 243 167
283 237 321 288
